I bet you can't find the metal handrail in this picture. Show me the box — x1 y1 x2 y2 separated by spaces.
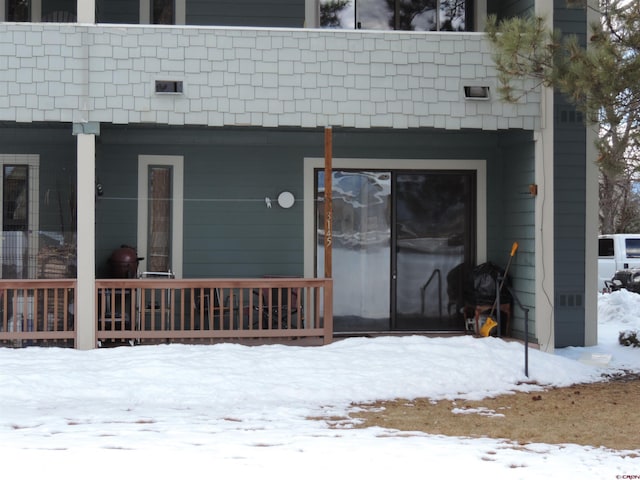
421 269 442 321
499 278 530 377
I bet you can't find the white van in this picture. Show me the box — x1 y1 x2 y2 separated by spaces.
598 234 640 292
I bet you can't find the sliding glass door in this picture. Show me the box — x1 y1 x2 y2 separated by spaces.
393 172 474 330
316 169 475 332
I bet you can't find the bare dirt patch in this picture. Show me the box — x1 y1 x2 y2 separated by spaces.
342 373 640 451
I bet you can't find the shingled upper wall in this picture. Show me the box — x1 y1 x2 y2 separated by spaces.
0 23 540 130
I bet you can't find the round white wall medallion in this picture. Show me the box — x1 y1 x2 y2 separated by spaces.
277 191 295 208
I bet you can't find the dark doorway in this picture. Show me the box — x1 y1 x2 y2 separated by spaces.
393 171 475 330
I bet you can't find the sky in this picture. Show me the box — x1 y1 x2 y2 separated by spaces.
1 289 639 479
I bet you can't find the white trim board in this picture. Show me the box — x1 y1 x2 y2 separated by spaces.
137 155 184 278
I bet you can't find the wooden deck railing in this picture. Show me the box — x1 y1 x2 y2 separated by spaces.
0 278 333 348
0 279 77 347
96 278 333 346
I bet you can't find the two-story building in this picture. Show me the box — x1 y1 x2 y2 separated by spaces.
0 0 599 352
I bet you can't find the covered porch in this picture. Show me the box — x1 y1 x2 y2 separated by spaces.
0 120 542 349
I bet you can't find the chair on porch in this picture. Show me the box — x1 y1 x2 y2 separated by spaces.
251 285 302 330
193 287 238 330
97 286 135 347
41 11 77 22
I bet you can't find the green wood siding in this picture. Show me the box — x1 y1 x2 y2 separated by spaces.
553 2 588 347
487 0 534 19
94 0 305 26
498 132 535 341
95 126 535 310
186 0 305 28
96 0 139 24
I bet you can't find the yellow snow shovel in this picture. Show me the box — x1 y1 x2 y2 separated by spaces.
480 241 519 337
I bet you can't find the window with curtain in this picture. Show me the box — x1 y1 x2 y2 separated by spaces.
320 0 468 31
3 165 28 232
147 166 172 272
2 164 29 279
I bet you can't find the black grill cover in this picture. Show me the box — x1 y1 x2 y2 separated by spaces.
466 261 512 305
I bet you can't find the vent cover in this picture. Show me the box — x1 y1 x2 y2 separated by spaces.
155 80 184 94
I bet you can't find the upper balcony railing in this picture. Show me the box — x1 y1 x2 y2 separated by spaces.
1 0 491 32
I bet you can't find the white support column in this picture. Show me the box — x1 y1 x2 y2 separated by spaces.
77 0 96 23
75 132 96 350
534 0 555 353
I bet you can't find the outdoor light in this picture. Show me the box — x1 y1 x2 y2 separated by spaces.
464 86 490 100
277 191 295 208
265 192 295 208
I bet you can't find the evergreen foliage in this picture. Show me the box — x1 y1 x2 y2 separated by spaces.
619 329 640 347
486 1 640 233
320 0 350 27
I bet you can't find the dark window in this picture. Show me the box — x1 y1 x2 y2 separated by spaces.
3 165 28 232
153 0 174 24
625 238 640 258
320 0 470 31
598 238 614 257
7 0 30 21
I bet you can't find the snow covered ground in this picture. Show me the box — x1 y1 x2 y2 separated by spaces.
1 290 639 479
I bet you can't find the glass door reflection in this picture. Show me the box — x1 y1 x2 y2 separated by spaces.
320 0 468 31
316 171 391 331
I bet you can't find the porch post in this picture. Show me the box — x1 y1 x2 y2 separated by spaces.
534 0 555 353
74 126 98 349
324 127 332 279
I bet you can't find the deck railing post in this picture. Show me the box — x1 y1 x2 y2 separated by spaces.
323 279 333 344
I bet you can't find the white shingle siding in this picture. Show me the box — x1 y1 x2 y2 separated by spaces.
0 24 540 130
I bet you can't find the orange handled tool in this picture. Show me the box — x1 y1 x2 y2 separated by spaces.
481 241 519 337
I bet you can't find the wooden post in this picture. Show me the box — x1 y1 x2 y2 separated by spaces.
324 127 333 279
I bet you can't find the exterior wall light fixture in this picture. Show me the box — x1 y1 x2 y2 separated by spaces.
464 86 490 100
